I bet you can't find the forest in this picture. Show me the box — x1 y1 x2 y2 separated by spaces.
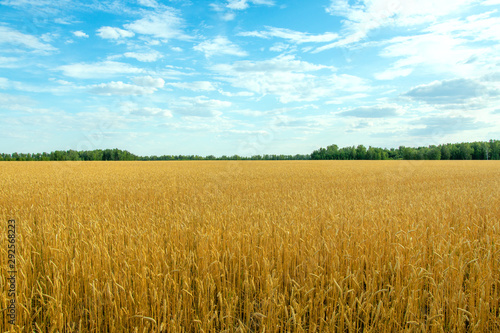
1 140 499 161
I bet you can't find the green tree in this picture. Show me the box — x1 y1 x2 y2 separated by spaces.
102 149 112 161
440 145 451 160
325 144 339 159
356 145 367 160
346 146 357 160
458 143 473 160
490 140 500 160
471 142 483 160
67 150 80 161
426 146 441 160
402 147 415 160
51 150 65 161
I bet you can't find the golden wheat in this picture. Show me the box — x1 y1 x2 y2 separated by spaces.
1 161 499 332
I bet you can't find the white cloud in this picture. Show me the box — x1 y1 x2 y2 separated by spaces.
318 0 477 51
227 129 269 135
194 36 248 58
408 113 486 136
57 61 144 79
72 31 88 38
226 0 275 10
226 0 250 10
0 77 72 94
53 79 72 85
211 0 275 21
0 56 19 68
427 11 500 43
221 12 236 21
132 76 165 88
54 18 73 25
0 92 36 111
121 102 172 117
124 8 189 41
269 43 290 52
124 51 163 62
375 27 494 78
41 33 59 43
325 93 369 105
0 0 77 18
231 109 266 117
184 96 231 108
0 26 56 53
0 0 54 6
404 78 491 104
89 81 159 95
0 0 73 8
337 104 405 118
210 55 367 103
167 81 217 91
240 26 338 44
375 67 413 80
215 70 308 102
137 0 159 7
416 12 500 76
0 77 11 89
212 54 331 73
132 107 172 117
96 26 135 39
171 96 231 117
218 89 254 97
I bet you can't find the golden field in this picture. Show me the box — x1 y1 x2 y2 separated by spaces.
1 161 500 332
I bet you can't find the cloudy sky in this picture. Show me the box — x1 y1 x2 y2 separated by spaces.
1 0 499 156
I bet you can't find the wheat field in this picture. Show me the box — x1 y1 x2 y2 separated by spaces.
1 161 500 332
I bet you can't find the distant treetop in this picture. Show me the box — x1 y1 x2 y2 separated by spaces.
1 140 498 161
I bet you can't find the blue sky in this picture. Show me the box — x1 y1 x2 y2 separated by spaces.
1 0 499 156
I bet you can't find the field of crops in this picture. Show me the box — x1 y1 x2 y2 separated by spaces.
1 161 500 332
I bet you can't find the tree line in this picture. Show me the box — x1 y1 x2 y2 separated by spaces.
310 140 499 160
0 148 310 161
1 140 499 161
